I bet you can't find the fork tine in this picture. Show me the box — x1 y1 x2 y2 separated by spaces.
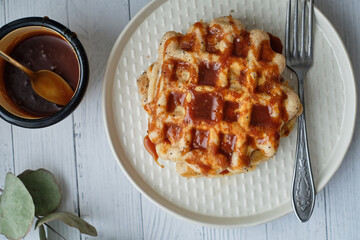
308 0 314 57
300 0 306 57
293 0 299 56
285 0 292 59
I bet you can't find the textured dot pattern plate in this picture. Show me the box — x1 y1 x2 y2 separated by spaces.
103 0 356 227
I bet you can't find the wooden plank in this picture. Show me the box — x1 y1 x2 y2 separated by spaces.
0 123 14 190
203 224 266 240
68 0 144 239
0 5 15 240
11 120 80 240
130 0 151 17
0 0 14 191
141 197 203 240
5 0 80 239
5 0 69 22
266 191 327 240
324 158 359 240
315 1 360 239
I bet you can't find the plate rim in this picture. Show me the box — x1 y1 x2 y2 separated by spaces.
102 0 357 227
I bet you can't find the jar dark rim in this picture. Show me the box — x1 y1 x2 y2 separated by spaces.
0 16 89 128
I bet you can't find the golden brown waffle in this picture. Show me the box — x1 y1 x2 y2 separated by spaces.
137 16 302 177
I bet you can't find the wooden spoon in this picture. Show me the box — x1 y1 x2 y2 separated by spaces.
0 50 74 106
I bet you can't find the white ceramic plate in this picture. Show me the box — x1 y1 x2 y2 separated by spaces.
102 0 356 227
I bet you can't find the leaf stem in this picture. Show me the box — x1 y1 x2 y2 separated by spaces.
35 216 67 240
43 223 67 240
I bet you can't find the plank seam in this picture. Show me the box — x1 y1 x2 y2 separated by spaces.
66 0 69 27
265 223 269 240
324 187 329 240
71 114 82 240
127 0 131 21
10 125 15 174
139 194 145 240
66 5 81 240
3 0 7 24
3 1 13 176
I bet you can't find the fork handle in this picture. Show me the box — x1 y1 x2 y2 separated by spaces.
292 73 316 222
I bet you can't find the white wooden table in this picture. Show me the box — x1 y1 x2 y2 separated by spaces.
0 0 359 239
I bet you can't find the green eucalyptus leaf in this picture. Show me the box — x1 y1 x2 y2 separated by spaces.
35 212 97 236
0 173 35 240
18 169 62 216
39 225 47 240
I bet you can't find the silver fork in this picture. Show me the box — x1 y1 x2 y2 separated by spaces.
286 0 316 222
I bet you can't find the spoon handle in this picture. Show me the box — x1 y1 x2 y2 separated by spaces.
0 50 35 78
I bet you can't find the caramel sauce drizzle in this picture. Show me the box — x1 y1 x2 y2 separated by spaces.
144 135 164 168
